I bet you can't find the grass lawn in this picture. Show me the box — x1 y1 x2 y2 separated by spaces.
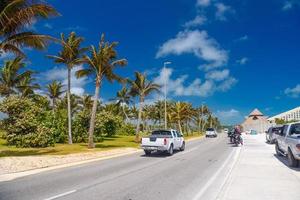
0 132 203 157
0 135 139 157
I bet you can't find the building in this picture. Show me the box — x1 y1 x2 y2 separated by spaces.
241 109 271 133
268 106 300 123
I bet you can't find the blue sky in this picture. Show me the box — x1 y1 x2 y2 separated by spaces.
1 0 300 125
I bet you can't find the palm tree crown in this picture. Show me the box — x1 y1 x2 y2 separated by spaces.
76 33 127 148
46 80 64 108
0 0 58 57
0 56 34 96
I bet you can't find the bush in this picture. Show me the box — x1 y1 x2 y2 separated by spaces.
44 109 68 143
0 96 54 147
72 110 90 143
117 123 135 136
95 111 123 137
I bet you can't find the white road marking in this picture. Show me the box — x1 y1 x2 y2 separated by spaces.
43 190 76 200
192 147 240 200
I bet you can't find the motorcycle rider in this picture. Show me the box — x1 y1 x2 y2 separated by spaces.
233 125 243 145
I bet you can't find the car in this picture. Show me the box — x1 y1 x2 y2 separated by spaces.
275 122 300 167
265 126 283 144
206 128 217 138
141 129 185 156
224 128 229 134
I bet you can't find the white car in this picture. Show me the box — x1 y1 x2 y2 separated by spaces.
141 129 185 156
275 122 300 167
206 128 217 138
224 128 229 134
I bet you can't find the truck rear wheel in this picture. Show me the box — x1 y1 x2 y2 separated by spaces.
180 142 185 151
288 149 299 167
168 144 174 156
144 150 151 156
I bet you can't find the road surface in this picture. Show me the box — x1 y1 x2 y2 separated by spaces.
0 134 238 200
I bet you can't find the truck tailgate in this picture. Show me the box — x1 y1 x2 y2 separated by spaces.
141 137 166 147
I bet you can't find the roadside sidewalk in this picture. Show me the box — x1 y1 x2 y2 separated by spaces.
218 134 300 200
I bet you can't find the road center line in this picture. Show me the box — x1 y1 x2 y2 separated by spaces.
43 190 77 200
192 147 240 200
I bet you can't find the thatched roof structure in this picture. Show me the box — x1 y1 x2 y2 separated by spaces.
241 108 271 133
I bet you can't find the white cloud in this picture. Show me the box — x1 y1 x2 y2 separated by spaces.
283 1 293 10
215 3 233 21
184 15 207 28
285 84 300 98
43 65 89 96
44 23 53 29
217 77 237 91
156 30 228 70
216 109 241 125
236 35 249 42
205 69 229 81
236 57 248 65
197 0 211 7
153 67 236 98
282 0 300 10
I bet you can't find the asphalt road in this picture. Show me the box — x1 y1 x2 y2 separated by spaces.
0 133 238 200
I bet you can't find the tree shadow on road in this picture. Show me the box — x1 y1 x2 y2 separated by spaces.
274 154 300 172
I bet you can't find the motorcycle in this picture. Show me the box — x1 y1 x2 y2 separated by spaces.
234 133 243 146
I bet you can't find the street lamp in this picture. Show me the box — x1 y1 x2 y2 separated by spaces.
164 61 171 130
201 101 205 132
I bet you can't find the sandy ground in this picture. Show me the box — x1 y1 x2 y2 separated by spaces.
0 148 141 175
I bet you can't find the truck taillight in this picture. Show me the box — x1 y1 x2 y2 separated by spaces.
164 138 167 145
296 144 300 150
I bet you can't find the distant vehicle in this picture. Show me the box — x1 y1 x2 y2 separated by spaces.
224 128 229 134
275 122 300 167
206 128 217 138
141 129 185 156
266 126 283 144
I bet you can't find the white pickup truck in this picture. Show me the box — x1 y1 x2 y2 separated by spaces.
275 122 300 167
141 129 185 156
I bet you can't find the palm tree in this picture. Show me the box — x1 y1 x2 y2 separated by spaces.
128 72 160 142
76 34 127 148
48 32 86 144
17 75 40 97
0 0 58 57
46 80 64 110
112 87 132 121
194 105 209 134
0 56 32 96
170 102 190 134
80 94 93 111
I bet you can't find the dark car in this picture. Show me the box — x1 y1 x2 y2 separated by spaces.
266 126 283 144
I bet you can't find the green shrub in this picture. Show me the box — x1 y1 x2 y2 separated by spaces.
72 110 90 143
43 109 68 143
95 111 123 137
117 123 135 136
0 96 54 147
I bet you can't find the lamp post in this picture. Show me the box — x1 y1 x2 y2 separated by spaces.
163 61 171 130
201 101 205 132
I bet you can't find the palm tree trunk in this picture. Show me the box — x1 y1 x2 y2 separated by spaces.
178 120 183 134
122 105 129 122
135 96 143 142
88 78 101 148
67 67 73 144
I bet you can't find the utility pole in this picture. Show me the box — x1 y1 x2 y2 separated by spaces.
164 61 171 130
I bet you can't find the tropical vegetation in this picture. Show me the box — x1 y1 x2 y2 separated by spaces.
0 0 221 150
